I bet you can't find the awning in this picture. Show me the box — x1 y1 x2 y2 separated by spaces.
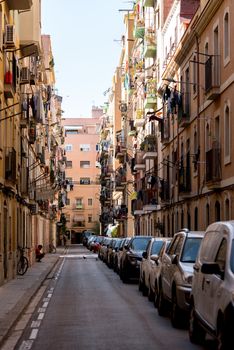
112 191 122 200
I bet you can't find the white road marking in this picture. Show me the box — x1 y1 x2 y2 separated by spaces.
18 340 34 349
43 301 48 308
38 313 44 320
47 293 52 298
29 329 38 340
31 320 41 328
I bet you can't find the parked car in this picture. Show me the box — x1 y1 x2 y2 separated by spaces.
120 236 152 283
98 237 112 262
107 238 122 269
116 237 131 274
157 229 205 327
189 221 234 349
82 231 95 246
90 236 104 253
139 237 171 302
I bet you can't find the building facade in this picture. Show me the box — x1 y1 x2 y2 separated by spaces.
62 109 102 244
100 0 234 238
0 1 64 286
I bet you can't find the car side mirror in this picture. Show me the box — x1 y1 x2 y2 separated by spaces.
201 262 222 276
142 251 147 259
151 254 159 264
171 254 178 264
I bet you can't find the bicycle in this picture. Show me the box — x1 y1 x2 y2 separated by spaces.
17 247 29 275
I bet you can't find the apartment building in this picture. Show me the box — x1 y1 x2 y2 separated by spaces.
0 1 64 286
100 0 234 238
62 109 102 244
158 0 234 233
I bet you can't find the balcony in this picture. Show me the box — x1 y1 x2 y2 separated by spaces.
114 205 128 221
134 109 145 127
7 0 32 10
19 2 41 56
142 135 157 159
143 0 155 7
178 92 190 127
133 25 145 39
115 142 126 159
205 55 220 100
161 115 170 144
132 199 144 216
73 204 84 210
144 36 156 58
4 71 14 99
5 147 17 182
115 175 127 191
179 161 191 195
133 151 145 171
142 189 158 211
205 141 221 188
144 94 157 109
159 180 170 202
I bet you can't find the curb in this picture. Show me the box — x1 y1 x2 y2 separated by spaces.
0 254 61 347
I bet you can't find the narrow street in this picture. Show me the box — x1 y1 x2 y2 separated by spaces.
8 245 214 350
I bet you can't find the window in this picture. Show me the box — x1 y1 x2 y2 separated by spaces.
88 215 92 223
215 201 221 221
224 11 230 62
225 199 230 220
80 144 90 152
66 198 70 205
96 144 99 151
80 161 90 168
88 198 93 206
66 130 78 135
66 160 72 168
215 239 227 275
75 198 83 209
80 177 90 185
65 144 73 152
65 214 70 222
224 104 230 162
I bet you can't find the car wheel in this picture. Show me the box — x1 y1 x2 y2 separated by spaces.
121 268 129 283
217 316 229 350
171 291 182 328
142 275 148 296
138 277 143 291
158 285 167 316
148 280 154 302
189 304 206 345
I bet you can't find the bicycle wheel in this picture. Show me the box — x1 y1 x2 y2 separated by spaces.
17 256 29 275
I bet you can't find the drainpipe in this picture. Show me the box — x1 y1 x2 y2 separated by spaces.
196 33 201 197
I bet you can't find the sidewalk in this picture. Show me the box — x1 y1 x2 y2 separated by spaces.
0 247 64 346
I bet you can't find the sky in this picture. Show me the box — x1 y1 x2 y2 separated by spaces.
41 0 130 118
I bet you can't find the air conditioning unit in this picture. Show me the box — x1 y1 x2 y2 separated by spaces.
20 67 30 84
4 24 16 48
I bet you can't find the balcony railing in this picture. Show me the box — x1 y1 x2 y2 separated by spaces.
133 151 145 171
205 55 220 100
159 180 170 202
178 92 190 127
205 141 221 185
142 189 158 206
161 115 170 144
5 147 16 181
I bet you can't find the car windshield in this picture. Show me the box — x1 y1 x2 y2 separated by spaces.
181 238 202 263
131 237 151 251
230 239 234 273
151 241 164 255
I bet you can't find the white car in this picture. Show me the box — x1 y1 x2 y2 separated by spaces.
158 229 205 328
189 221 234 349
139 237 171 302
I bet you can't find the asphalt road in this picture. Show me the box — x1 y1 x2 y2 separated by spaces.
14 245 214 350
